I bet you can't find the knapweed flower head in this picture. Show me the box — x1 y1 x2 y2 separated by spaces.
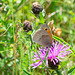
31 41 71 69
32 2 43 14
23 20 32 32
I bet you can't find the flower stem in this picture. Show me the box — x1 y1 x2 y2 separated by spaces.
36 51 51 75
55 69 62 75
44 48 49 64
11 0 17 75
29 35 33 74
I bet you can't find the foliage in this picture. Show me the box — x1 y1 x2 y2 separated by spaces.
0 0 75 75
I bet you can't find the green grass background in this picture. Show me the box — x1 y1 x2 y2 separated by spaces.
0 0 75 75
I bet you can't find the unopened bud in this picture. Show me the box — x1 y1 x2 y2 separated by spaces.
32 2 43 14
23 20 32 32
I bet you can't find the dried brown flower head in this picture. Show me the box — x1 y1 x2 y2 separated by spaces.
54 28 62 37
32 2 43 14
23 20 32 32
48 20 62 37
48 20 55 34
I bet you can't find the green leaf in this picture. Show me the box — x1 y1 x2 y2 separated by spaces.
23 70 31 75
27 31 32 35
61 60 67 67
30 13 36 18
18 22 23 27
55 69 62 75
63 16 68 22
67 66 75 74
39 12 45 24
42 9 45 17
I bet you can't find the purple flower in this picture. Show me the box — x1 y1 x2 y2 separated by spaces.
31 41 71 69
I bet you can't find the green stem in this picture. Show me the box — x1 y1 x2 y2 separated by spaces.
36 51 45 66
36 50 51 75
44 48 49 64
11 0 17 75
20 42 22 75
55 69 62 75
29 35 33 74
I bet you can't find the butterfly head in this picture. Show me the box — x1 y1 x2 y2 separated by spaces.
40 24 49 29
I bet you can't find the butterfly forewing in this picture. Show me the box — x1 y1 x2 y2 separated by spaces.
33 29 52 47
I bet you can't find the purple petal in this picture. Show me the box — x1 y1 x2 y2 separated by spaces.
62 45 71 51
55 58 59 63
52 59 56 65
31 61 42 68
32 58 40 61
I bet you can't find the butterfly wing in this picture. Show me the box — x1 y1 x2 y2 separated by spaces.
32 29 52 47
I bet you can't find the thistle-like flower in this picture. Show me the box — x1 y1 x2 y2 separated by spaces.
31 41 71 69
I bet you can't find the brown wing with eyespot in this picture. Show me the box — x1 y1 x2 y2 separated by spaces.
32 29 52 47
